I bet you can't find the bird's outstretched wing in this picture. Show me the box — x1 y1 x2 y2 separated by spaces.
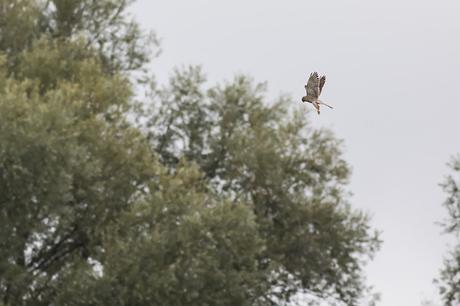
319 75 326 95
304 72 320 99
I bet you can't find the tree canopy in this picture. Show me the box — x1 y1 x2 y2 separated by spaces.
437 156 460 306
0 1 379 305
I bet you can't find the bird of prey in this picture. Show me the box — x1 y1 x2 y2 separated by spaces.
301 72 333 115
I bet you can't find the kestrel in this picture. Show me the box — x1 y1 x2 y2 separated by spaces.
301 72 333 115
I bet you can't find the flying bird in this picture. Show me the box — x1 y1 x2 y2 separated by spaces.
301 72 333 115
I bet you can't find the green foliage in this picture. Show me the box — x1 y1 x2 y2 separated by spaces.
51 162 268 305
0 0 157 75
147 66 380 304
0 1 379 305
0 1 155 304
437 156 460 305
0 54 154 305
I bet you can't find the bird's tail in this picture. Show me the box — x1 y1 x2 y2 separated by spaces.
318 100 333 109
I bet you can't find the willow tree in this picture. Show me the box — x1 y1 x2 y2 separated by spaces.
0 1 379 305
145 66 380 305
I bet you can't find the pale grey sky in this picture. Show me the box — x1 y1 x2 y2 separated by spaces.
131 1 460 305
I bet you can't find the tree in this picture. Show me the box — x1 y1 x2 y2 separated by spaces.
145 66 380 304
0 1 379 305
437 156 460 305
0 0 157 304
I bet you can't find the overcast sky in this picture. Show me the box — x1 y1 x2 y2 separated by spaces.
131 1 460 305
